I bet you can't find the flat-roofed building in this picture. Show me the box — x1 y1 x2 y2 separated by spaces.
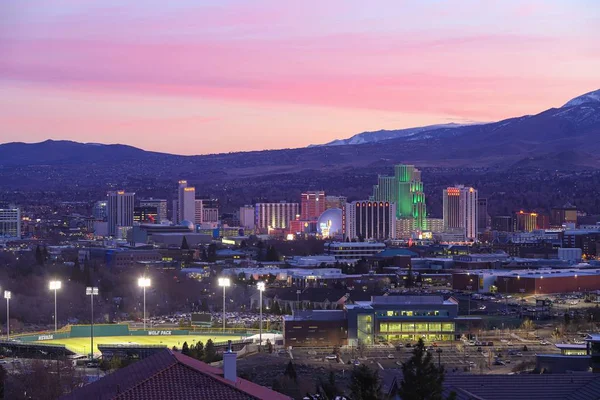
284 310 347 347
324 241 385 263
346 295 459 345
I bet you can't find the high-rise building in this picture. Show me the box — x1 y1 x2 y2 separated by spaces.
492 216 514 232
443 186 478 241
537 214 550 230
107 191 135 236
134 206 158 224
140 198 167 222
514 211 538 232
551 203 577 227
92 201 108 221
194 199 220 225
344 201 396 241
0 207 20 239
177 180 195 223
325 195 347 210
477 198 490 233
239 205 255 229
300 191 326 221
426 218 444 233
255 202 299 233
371 164 426 231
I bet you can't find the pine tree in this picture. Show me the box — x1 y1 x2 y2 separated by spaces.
317 370 339 399
349 364 381 400
70 258 81 282
398 338 449 400
181 236 190 250
284 360 297 382
35 246 44 266
204 339 216 363
182 341 190 356
195 341 205 361
271 301 281 315
207 244 217 262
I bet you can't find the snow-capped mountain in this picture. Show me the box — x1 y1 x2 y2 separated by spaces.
314 123 477 147
562 89 600 108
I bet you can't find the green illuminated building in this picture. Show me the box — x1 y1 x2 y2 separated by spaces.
371 164 427 232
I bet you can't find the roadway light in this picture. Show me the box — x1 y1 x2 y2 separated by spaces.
257 282 266 351
138 278 151 331
49 280 62 332
86 287 98 360
218 278 231 332
4 291 11 340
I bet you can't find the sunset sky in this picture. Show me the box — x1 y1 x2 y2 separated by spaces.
1 0 598 155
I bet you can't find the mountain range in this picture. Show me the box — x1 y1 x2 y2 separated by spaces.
0 89 599 194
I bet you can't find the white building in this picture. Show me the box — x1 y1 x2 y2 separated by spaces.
0 207 20 239
177 180 195 223
107 191 135 236
239 205 255 229
255 202 299 232
443 185 478 241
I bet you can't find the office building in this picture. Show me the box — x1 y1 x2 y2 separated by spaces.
477 198 489 233
514 210 538 232
300 191 326 221
443 185 478 241
563 229 600 257
551 203 577 227
239 205 255 229
133 206 158 224
344 201 396 240
0 207 20 239
324 241 386 262
92 201 107 221
139 198 167 222
177 180 195 223
107 191 135 236
346 295 459 345
255 202 299 233
425 218 444 233
492 216 514 232
194 199 220 225
371 164 426 232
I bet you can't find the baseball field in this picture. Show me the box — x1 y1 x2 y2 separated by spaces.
37 334 244 355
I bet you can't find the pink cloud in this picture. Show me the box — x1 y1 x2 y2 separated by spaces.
0 0 598 153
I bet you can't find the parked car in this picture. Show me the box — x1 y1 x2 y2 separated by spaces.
325 355 337 360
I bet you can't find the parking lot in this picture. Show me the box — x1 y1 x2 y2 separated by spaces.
288 332 562 375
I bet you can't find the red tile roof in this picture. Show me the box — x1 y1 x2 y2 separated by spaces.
61 349 291 400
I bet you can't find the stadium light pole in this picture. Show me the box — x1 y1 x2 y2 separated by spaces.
4 291 11 340
49 280 62 332
138 278 151 331
86 287 98 360
257 282 265 351
218 277 231 333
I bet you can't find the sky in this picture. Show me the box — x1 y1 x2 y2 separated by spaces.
0 0 599 155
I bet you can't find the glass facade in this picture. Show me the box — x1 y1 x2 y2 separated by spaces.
378 322 454 341
357 314 373 344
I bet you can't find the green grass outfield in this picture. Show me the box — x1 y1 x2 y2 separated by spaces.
37 334 245 355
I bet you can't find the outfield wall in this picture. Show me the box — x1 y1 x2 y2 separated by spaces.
19 324 267 342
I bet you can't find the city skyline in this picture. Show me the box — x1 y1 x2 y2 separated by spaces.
1 0 599 155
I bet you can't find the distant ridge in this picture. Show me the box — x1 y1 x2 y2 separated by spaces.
0 89 599 175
